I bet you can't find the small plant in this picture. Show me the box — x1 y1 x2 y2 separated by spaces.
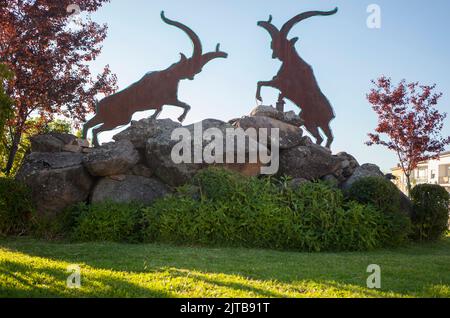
411 184 450 241
71 202 144 243
345 176 412 246
0 177 34 236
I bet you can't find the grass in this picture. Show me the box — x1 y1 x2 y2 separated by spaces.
0 236 449 298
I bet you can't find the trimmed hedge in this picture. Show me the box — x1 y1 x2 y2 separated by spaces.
411 184 449 241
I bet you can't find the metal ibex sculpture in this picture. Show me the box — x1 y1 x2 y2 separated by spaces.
83 11 228 146
256 8 338 149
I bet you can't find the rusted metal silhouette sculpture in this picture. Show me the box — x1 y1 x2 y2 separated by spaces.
83 11 228 146
256 8 338 149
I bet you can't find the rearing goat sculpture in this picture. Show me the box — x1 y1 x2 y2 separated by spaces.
256 8 338 148
83 11 228 146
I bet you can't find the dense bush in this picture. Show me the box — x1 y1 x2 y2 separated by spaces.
192 167 252 201
411 184 449 241
31 203 83 240
71 202 144 243
0 178 34 236
141 168 394 252
345 176 412 246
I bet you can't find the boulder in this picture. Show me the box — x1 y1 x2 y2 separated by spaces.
145 118 267 186
91 175 170 204
113 118 182 149
187 119 271 177
250 105 304 127
83 140 140 177
288 178 310 189
283 111 304 127
322 174 340 187
145 119 204 187
233 116 303 149
129 164 154 179
16 152 94 217
278 144 342 180
30 133 88 153
333 152 360 182
250 105 285 121
340 163 385 190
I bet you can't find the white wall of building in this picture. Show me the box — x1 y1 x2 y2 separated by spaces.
392 153 450 193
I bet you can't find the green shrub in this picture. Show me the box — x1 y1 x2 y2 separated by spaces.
411 184 449 241
71 202 144 243
192 167 252 201
346 177 401 214
142 168 392 252
346 176 411 246
31 203 83 240
0 178 34 236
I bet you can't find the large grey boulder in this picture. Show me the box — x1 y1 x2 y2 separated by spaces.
113 118 182 149
340 163 385 190
250 105 285 121
250 105 304 127
145 119 205 187
83 140 140 177
129 164 154 179
233 116 303 149
91 175 170 204
278 143 342 180
30 133 89 153
333 152 360 183
145 118 267 186
16 152 94 217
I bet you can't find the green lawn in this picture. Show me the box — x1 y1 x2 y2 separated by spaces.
0 237 449 298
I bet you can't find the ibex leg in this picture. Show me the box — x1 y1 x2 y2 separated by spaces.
83 115 103 140
171 101 191 123
91 124 104 147
256 81 276 102
304 123 324 146
92 115 133 147
151 107 163 120
321 124 334 149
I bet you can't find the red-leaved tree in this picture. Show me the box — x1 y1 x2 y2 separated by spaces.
367 76 450 195
0 0 117 175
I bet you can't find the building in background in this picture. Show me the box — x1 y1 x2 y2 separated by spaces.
391 152 450 194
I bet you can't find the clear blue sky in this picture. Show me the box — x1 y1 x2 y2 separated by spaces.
87 0 450 172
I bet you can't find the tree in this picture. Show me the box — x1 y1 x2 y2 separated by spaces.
0 63 13 139
0 0 117 175
366 76 450 196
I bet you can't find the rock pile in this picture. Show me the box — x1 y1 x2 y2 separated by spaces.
17 106 388 217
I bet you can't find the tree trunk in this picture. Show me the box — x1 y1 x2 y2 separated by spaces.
405 173 412 198
5 128 22 176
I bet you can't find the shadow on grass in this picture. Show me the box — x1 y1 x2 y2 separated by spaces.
0 257 172 298
1 236 449 298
